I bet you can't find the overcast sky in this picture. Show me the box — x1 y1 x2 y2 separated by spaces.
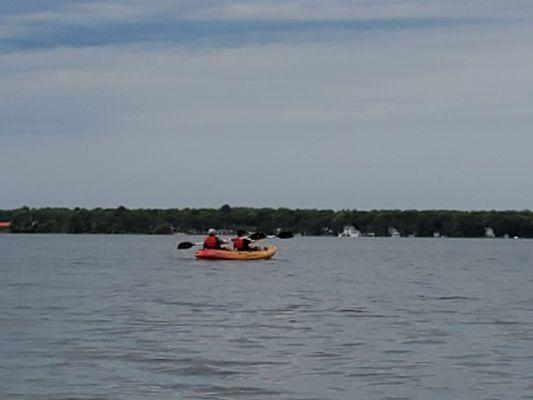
1 1 532 210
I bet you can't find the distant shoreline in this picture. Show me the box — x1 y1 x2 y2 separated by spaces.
2 206 532 238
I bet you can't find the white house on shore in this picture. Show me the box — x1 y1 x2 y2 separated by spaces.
338 226 361 238
485 227 496 238
388 227 401 238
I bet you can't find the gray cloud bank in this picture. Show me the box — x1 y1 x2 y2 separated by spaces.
1 1 532 210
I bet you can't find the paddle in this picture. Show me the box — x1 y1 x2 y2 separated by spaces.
177 231 293 250
248 231 294 241
177 241 202 250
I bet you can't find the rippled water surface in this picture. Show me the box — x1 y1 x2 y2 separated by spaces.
1 235 533 399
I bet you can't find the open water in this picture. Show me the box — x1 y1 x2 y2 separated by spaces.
1 235 532 399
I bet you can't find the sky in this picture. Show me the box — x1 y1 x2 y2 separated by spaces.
1 0 533 210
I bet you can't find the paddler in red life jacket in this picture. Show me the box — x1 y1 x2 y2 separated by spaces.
231 230 257 251
203 228 226 250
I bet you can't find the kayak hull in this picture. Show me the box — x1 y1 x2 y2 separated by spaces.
195 245 277 260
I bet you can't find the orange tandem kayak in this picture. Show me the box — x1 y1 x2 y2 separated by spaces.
195 245 277 260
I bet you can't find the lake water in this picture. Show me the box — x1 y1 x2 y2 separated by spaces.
1 235 532 399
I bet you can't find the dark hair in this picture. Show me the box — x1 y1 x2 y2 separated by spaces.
237 229 246 236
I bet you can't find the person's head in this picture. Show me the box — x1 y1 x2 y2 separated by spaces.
237 229 246 237
208 228 217 236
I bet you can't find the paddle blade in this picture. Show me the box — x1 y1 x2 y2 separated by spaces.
248 232 267 241
277 231 294 239
177 241 195 249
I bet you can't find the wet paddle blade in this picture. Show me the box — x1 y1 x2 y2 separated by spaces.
248 232 267 241
277 231 294 239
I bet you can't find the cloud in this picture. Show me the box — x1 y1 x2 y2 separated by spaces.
1 1 533 209
1 18 504 53
1 0 529 53
178 0 533 21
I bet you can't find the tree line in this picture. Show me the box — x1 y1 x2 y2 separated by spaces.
1 206 533 238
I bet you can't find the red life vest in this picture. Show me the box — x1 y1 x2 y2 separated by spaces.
233 237 245 251
204 235 219 249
